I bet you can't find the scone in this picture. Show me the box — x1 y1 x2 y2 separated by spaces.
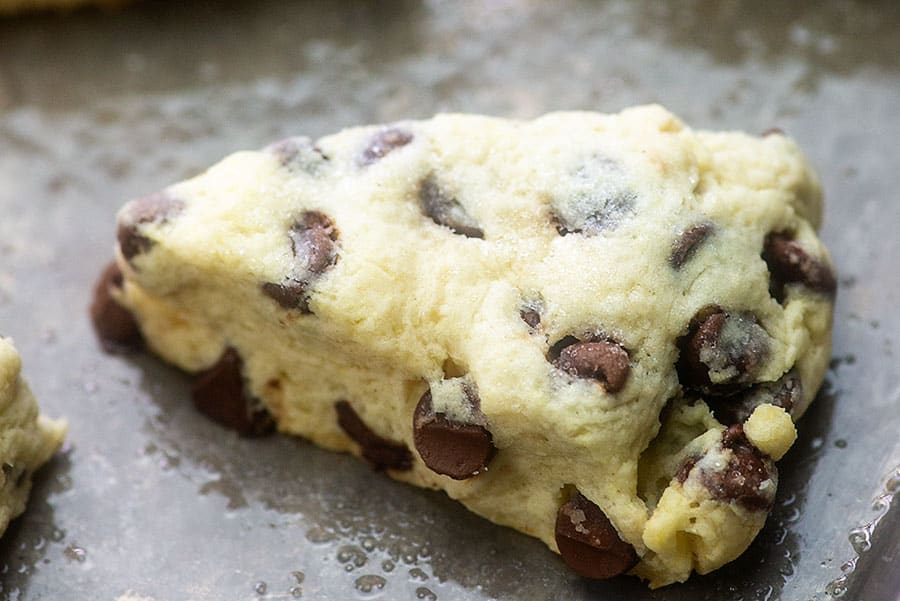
92 106 835 587
0 337 66 537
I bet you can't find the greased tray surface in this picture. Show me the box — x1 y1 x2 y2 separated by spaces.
0 2 898 599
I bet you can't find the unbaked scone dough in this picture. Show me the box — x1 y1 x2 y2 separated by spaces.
97 106 835 587
0 337 66 537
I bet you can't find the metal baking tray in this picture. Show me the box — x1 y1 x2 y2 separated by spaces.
1 1 897 599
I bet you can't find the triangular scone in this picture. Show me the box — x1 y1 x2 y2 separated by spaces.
0 337 66 537
95 106 834 587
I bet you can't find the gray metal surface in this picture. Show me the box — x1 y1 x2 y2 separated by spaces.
0 1 898 599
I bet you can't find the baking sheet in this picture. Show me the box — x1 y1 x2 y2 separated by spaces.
1 1 898 599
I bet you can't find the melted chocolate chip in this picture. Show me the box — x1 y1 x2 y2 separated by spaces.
702 425 777 511
358 127 414 166
552 337 630 393
413 387 496 480
669 222 714 269
418 176 484 238
192 348 275 437
763 233 837 302
677 309 770 393
707 372 802 426
89 261 143 354
336 400 412 471
262 211 339 313
117 192 184 261
555 493 638 579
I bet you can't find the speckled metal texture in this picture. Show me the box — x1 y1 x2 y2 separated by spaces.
0 1 898 599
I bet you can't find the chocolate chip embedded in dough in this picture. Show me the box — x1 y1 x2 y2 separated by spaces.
520 307 541 329
266 137 329 173
262 282 310 312
336 400 412 471
552 156 637 236
262 211 339 313
762 232 837 302
117 192 184 261
291 211 339 274
552 338 630 393
413 388 496 480
676 309 770 393
674 455 700 484
553 191 636 236
519 299 543 329
192 348 275 437
708 372 802 426
418 176 485 239
669 221 714 269
358 127 414 166
555 493 639 579
702 425 777 511
89 261 143 354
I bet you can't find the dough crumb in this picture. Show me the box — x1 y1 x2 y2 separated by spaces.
744 404 797 461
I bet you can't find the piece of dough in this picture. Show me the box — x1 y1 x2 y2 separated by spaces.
94 106 835 586
0 337 66 537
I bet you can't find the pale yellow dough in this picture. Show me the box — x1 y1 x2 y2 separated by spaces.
744 404 797 461
113 106 834 587
0 337 66 538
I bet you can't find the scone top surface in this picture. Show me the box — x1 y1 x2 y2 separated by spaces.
112 105 834 587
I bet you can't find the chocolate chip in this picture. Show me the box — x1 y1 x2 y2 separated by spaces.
519 299 543 329
551 337 630 393
89 261 143 354
553 191 635 236
262 211 339 313
419 176 484 238
520 307 541 329
707 372 802 426
192 348 275 437
674 455 700 484
413 387 496 480
552 156 636 236
555 493 638 579
763 232 837 302
676 309 770 393
262 282 309 312
335 400 412 471
669 221 714 269
761 127 785 137
266 137 329 173
358 127 414 166
701 425 777 511
117 192 184 261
